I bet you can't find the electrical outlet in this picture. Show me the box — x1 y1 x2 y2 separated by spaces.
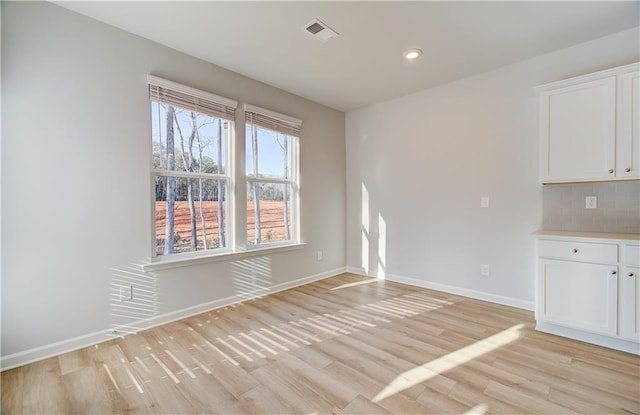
316 251 323 261
480 197 490 208
480 264 490 276
585 196 597 209
120 285 133 302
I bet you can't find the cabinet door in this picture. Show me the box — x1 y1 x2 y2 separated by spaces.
619 266 640 341
541 77 616 182
619 71 640 179
538 259 617 335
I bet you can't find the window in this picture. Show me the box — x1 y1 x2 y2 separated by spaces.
149 76 236 257
245 104 301 247
148 77 302 263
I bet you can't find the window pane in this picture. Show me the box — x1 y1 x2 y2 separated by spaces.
247 182 292 245
155 176 228 255
245 124 293 179
152 102 229 175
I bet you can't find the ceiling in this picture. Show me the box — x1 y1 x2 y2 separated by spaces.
56 1 639 112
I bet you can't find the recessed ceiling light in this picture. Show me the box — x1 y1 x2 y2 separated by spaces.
403 48 422 60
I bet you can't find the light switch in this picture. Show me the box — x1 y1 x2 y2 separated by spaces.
480 197 490 208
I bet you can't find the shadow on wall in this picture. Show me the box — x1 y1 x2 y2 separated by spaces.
107 255 273 339
231 256 273 301
109 263 160 337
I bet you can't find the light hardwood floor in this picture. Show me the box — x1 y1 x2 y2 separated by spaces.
2 273 639 414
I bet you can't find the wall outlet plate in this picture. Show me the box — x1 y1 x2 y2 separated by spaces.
120 285 133 302
585 196 597 209
480 264 490 276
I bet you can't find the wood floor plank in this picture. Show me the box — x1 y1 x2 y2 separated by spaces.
321 360 434 414
251 363 335 413
484 379 577 414
447 382 525 415
568 359 640 401
547 386 630 415
60 365 115 414
58 348 91 376
321 360 395 402
337 355 432 401
0 364 24 415
271 351 359 407
492 357 640 414
2 273 639 414
20 357 69 414
415 385 472 414
339 394 393 414
169 319 261 398
286 340 335 370
238 384 297 414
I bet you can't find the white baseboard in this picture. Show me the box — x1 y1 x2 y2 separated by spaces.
345 266 369 275
346 267 534 311
1 267 346 371
536 321 640 355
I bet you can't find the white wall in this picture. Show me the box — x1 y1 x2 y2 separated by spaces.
1 2 345 366
346 28 640 307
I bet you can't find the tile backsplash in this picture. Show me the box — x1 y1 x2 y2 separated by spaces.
542 181 640 234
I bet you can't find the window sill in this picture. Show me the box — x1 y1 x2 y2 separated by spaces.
142 242 307 272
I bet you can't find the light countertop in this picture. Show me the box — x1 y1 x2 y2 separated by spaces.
533 230 640 243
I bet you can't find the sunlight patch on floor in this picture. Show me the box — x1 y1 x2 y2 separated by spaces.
462 403 489 415
372 324 524 402
330 278 378 290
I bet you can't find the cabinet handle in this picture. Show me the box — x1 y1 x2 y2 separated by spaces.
572 248 578 253
625 168 631 173
608 169 615 174
611 270 617 275
629 272 636 277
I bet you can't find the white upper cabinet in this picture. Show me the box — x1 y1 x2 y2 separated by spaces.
620 71 640 179
538 63 640 183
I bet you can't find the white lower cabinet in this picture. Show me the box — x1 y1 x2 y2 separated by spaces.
619 266 640 341
535 233 640 354
619 244 640 342
539 259 617 336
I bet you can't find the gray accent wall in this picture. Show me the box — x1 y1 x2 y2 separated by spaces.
542 182 640 234
2 2 346 362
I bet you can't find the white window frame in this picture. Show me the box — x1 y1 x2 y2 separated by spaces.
144 78 305 270
148 75 237 262
245 104 301 249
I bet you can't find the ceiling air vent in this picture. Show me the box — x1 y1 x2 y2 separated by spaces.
303 18 339 43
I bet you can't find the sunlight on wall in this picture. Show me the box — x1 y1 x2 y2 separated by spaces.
230 256 272 300
377 212 386 279
361 183 370 274
373 324 525 402
109 263 160 336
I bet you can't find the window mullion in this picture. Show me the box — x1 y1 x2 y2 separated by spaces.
246 177 294 185
233 110 248 251
152 169 229 180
